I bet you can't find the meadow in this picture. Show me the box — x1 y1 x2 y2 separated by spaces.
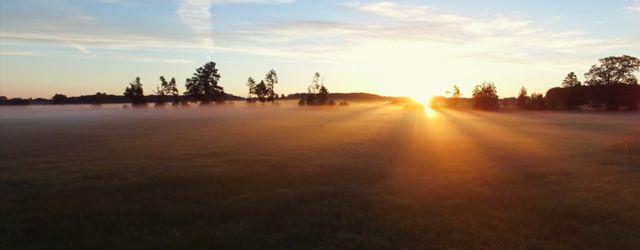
1 102 640 249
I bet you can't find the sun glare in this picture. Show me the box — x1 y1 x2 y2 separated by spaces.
410 95 438 117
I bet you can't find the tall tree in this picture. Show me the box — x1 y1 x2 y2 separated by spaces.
585 55 640 86
158 76 179 105
255 80 268 102
247 77 257 98
264 69 278 101
472 82 499 110
156 76 168 104
185 62 224 103
167 77 179 104
303 72 322 105
517 86 529 109
124 77 146 105
562 72 582 87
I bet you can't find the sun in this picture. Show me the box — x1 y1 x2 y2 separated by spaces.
409 94 439 117
409 94 434 107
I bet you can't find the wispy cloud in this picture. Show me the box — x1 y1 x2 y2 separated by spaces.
175 0 295 47
177 0 215 47
69 44 96 57
340 2 636 56
1 0 637 66
628 0 640 13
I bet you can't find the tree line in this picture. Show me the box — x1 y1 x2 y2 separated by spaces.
434 55 640 111
2 55 637 110
121 62 227 106
120 62 341 106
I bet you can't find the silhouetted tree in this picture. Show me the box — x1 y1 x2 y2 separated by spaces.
562 72 581 87
472 82 499 110
124 77 146 105
265 69 278 102
450 85 461 108
156 76 169 105
247 77 257 98
318 85 329 105
299 72 333 106
185 62 223 104
452 85 461 98
302 72 321 105
583 55 639 110
51 94 68 105
585 55 639 86
528 93 547 110
159 76 179 105
517 87 529 109
255 80 268 102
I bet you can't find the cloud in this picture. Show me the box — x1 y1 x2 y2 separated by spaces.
2 0 637 67
177 0 215 47
70 44 96 57
340 2 636 56
628 0 640 13
175 0 296 47
0 31 210 50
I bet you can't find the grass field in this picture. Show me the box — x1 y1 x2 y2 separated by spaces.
1 102 640 249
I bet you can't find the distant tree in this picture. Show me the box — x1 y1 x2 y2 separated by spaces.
156 76 169 105
305 87 318 105
318 85 329 105
51 94 68 105
299 72 333 106
585 55 639 86
185 62 224 103
124 77 146 105
159 76 179 105
247 77 257 98
517 87 529 109
528 93 547 110
452 85 461 98
264 69 278 102
450 85 461 108
562 72 582 87
255 80 268 102
169 78 179 104
472 82 499 110
280 94 286 99
302 72 321 105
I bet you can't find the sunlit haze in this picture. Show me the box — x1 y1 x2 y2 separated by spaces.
1 0 639 98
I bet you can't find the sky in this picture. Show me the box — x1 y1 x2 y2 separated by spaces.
1 0 639 99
